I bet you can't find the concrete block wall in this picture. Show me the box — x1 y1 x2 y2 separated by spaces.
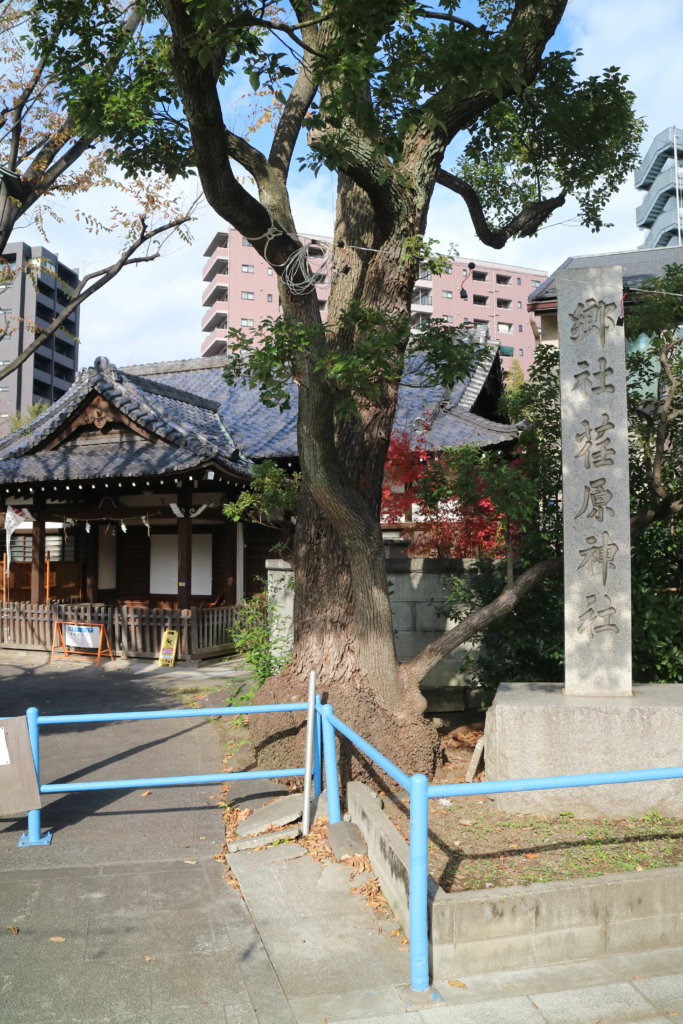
266 557 480 703
347 780 683 980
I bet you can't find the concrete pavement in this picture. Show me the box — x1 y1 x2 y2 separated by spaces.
1 652 683 1023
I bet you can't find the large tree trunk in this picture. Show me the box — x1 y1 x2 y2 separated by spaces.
249 179 439 782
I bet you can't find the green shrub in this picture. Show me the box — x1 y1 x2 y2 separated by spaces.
230 590 291 689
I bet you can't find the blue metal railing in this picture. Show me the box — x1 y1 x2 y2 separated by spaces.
20 699 322 848
318 703 683 994
21 693 683 995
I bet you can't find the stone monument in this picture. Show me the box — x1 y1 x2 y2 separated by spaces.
485 266 683 816
560 267 631 696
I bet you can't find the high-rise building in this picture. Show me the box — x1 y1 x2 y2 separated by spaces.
201 229 546 375
0 242 80 431
635 127 683 249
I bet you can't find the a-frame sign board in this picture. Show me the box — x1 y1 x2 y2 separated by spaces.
50 621 114 667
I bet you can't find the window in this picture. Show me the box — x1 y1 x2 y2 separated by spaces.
443 265 452 274
474 318 488 326
418 267 432 281
531 279 541 288
241 291 254 300
267 267 273 275
473 294 488 306
516 277 522 286
497 298 511 309
498 323 512 334
518 348 524 357
242 237 252 246
517 300 522 308
518 324 524 332
241 264 254 273
443 315 454 323
240 317 254 327
496 274 511 285
441 289 453 299
472 270 487 281
267 293 273 302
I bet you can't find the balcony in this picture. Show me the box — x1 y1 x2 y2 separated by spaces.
201 328 228 356
202 274 229 307
636 164 683 228
635 127 680 190
641 204 683 249
202 248 229 282
201 302 229 333
202 231 230 258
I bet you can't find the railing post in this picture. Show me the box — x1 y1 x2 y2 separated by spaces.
301 671 317 836
320 704 341 824
313 695 322 798
409 773 430 992
19 706 52 847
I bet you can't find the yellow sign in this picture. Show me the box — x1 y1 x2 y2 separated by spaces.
158 629 179 667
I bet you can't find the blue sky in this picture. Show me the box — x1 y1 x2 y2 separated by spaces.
28 0 683 369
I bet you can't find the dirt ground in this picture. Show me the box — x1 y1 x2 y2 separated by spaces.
175 684 683 895
381 724 683 893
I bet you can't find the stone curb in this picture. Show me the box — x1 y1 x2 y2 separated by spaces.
347 780 683 980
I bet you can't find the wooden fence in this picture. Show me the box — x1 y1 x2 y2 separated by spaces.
0 602 238 661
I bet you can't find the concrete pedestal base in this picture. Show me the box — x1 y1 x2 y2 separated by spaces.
485 682 683 817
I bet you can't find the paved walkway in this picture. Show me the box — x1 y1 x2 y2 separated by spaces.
1 652 682 1023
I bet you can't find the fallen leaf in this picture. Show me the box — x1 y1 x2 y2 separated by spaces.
447 979 467 988
49 936 66 942
524 853 539 860
635 865 644 872
144 955 153 962
390 929 401 937
199 836 207 840
458 819 473 826
140 790 152 798
184 860 197 865
4 925 19 935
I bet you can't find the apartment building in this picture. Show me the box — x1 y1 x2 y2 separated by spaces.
0 242 80 432
635 127 683 249
201 228 546 374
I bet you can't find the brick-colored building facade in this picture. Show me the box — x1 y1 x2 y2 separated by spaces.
201 228 547 375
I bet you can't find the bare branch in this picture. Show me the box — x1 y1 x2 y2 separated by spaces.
0 210 195 384
437 168 566 248
413 7 477 29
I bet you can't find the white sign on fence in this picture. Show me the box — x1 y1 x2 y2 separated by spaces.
63 623 101 649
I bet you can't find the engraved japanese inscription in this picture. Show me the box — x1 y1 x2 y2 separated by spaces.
557 267 632 696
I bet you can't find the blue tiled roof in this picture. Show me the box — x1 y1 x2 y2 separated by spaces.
0 348 517 485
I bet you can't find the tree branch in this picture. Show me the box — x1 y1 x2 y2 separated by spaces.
0 210 195 385
437 168 566 247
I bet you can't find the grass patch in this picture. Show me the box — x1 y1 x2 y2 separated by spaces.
382 733 683 892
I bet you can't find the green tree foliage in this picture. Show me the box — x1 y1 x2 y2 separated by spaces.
7 400 48 435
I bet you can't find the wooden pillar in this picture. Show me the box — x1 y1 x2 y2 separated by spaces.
85 525 98 602
235 522 245 605
223 521 237 605
177 485 192 610
30 501 45 605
